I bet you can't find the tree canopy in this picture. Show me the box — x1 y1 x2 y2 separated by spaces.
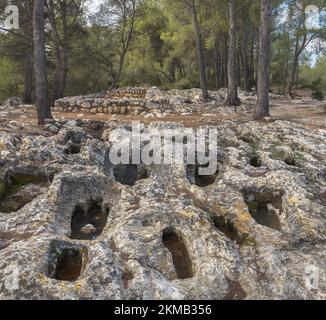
0 0 325 103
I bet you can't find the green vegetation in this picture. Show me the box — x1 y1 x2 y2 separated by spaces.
299 57 326 100
0 0 325 103
0 58 22 103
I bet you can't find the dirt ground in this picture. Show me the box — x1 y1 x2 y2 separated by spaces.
0 95 325 136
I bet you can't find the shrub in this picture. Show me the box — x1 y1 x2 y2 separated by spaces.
311 78 324 101
312 90 324 101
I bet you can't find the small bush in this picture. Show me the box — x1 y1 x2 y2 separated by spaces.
312 90 324 101
175 78 196 90
311 78 324 101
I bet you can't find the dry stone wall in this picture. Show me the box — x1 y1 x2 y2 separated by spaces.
54 87 173 116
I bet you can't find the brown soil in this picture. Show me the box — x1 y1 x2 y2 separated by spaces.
0 95 325 136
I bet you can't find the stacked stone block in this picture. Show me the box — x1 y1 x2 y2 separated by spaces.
54 87 172 116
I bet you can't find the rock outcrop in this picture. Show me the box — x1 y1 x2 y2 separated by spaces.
0 116 325 300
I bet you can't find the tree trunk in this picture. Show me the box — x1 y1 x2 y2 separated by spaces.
287 36 300 98
237 50 241 87
49 0 68 102
241 25 251 92
53 43 68 101
282 44 290 95
225 0 239 106
60 0 68 97
191 1 209 100
219 38 225 88
249 28 256 89
286 7 308 99
253 0 271 120
213 38 221 89
33 0 52 125
223 36 228 87
23 54 33 104
109 0 137 90
110 52 126 90
287 56 299 99
53 53 67 101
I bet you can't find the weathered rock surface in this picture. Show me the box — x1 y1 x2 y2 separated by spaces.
0 105 325 300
